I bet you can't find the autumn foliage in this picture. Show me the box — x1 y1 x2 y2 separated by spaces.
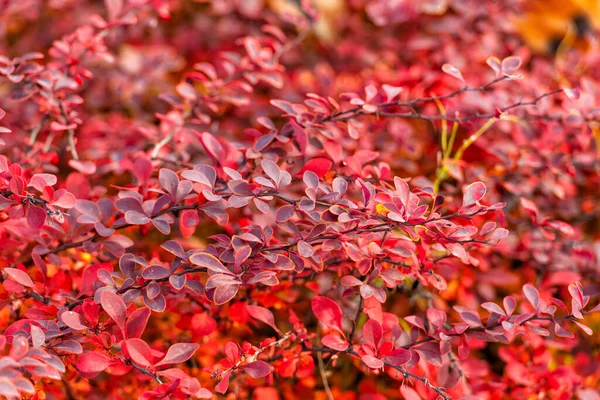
1 0 600 399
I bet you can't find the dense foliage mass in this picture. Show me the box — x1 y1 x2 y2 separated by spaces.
0 0 599 399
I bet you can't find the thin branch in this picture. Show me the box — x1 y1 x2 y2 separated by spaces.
317 351 335 400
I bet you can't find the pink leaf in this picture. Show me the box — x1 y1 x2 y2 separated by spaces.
462 181 486 209
176 82 197 101
297 240 314 257
101 291 127 334
122 338 154 369
501 56 522 76
574 321 593 335
189 252 230 274
76 352 115 374
4 268 35 288
426 308 447 329
486 56 502 77
61 311 89 330
481 302 506 317
503 296 517 316
523 284 540 310
441 63 465 83
68 160 97 175
361 354 384 369
382 84 403 102
563 88 580 100
105 0 123 21
321 334 349 351
155 343 199 367
400 386 422 400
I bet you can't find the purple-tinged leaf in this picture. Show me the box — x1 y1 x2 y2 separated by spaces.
142 265 171 280
501 56 521 76
523 284 540 310
382 348 411 366
276 205 295 222
481 302 506 317
189 252 230 274
242 360 271 378
27 205 46 229
462 182 486 209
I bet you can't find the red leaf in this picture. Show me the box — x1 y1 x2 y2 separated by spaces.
321 334 349 351
215 370 231 394
362 319 383 349
125 307 151 339
242 360 271 378
382 348 411 366
155 343 199 367
27 205 46 229
76 352 115 374
400 386 422 400
247 305 282 336
191 312 217 336
224 342 240 363
122 338 154 369
298 158 333 178
101 291 127 335
311 296 345 334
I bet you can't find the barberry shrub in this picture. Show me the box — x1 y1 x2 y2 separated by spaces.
0 1 599 399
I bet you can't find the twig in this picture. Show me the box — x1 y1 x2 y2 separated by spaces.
317 351 334 400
